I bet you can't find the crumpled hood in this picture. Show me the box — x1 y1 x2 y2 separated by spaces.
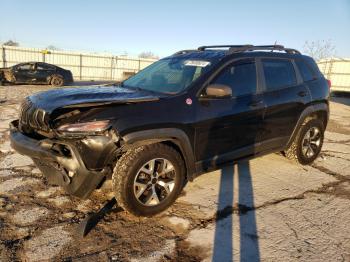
29 86 161 113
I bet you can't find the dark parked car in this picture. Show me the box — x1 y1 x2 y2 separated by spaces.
0 62 73 86
10 45 330 216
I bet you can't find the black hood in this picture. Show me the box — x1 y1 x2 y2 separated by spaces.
29 86 161 113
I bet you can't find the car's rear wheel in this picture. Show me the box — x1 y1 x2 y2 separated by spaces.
50 75 64 87
284 118 324 165
112 143 185 217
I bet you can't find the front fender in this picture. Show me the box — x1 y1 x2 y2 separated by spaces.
122 128 196 180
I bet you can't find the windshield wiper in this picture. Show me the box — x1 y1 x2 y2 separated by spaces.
121 84 145 92
117 83 168 95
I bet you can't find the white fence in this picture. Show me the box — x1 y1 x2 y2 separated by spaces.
0 46 157 81
317 58 350 92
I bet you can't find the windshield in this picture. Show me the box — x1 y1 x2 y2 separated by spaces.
122 57 213 94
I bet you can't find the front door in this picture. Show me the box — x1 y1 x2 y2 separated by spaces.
194 58 265 168
13 63 35 83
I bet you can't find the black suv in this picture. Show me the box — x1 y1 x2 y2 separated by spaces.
10 45 329 216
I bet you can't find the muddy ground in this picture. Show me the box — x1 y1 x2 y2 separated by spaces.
0 84 350 261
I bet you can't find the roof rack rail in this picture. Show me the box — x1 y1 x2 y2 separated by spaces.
197 45 253 51
173 49 198 55
228 45 301 54
197 44 301 55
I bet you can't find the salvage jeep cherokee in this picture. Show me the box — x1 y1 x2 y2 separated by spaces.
10 45 330 216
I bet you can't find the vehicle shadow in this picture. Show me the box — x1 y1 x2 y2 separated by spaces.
212 161 260 262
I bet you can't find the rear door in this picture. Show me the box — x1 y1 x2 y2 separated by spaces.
194 58 265 166
34 63 56 83
259 58 310 150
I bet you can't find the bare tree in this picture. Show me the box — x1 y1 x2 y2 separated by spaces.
46 45 60 50
139 51 159 59
3 40 19 46
303 40 336 61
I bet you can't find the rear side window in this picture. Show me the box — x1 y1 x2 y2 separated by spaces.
37 63 55 71
211 59 257 97
295 59 315 82
262 59 297 91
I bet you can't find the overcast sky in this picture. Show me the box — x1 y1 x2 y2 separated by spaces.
1 0 349 57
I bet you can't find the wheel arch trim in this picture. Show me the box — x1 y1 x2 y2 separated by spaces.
286 103 329 148
122 128 196 180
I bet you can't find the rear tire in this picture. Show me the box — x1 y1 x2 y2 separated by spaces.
112 143 185 217
284 118 324 165
50 75 64 87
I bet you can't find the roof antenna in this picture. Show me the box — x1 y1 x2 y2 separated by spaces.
272 40 278 52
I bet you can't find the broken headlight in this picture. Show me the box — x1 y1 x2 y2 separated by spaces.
57 120 110 134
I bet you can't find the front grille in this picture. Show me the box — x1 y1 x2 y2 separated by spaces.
19 98 49 132
19 98 33 125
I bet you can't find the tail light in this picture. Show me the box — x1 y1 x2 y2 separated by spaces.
327 79 331 90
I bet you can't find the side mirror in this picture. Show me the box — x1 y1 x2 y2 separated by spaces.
204 84 232 98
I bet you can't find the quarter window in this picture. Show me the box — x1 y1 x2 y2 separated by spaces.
37 63 55 71
295 59 315 82
262 59 297 90
210 59 257 97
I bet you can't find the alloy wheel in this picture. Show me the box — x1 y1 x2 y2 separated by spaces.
133 158 176 206
302 126 322 158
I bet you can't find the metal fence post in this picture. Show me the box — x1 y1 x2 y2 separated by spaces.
42 52 45 63
2 46 6 68
327 59 333 80
110 56 114 80
79 54 83 80
138 59 141 71
115 56 118 81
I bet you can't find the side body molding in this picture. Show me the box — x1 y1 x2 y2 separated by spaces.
122 128 196 180
286 103 329 148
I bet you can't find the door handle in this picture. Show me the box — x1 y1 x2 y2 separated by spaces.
249 100 263 107
298 91 307 97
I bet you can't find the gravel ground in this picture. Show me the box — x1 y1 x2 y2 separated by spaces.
0 84 349 261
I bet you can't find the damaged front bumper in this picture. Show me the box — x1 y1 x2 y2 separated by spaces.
9 120 114 198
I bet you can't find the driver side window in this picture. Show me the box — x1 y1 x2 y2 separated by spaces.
17 64 32 70
211 59 257 97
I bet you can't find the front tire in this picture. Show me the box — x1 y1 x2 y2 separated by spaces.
284 118 324 165
112 143 185 217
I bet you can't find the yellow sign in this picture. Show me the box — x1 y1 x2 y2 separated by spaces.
41 50 51 54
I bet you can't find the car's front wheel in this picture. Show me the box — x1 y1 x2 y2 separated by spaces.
284 118 324 165
112 143 185 217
